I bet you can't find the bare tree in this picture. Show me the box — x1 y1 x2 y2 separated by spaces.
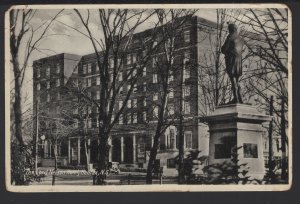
144 9 198 184
9 9 63 184
72 9 159 184
40 115 74 171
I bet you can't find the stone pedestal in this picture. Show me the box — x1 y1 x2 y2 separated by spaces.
200 103 271 180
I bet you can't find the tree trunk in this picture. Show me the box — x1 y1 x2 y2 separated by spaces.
84 137 90 171
12 55 26 184
13 59 24 146
177 61 185 184
54 144 58 171
281 99 288 180
96 130 110 185
146 132 160 184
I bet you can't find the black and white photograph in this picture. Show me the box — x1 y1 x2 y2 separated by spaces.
5 4 292 192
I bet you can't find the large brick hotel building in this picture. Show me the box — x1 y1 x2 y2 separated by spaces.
33 15 217 173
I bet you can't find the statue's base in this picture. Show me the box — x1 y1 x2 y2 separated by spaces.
200 103 272 180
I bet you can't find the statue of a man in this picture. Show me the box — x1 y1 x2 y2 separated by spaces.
221 23 244 104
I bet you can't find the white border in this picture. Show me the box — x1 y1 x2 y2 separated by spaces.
5 3 292 192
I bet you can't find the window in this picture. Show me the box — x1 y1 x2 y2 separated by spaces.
96 91 100 100
117 58 121 67
133 69 137 77
185 132 192 149
88 118 92 128
82 64 87 74
36 83 40 91
110 74 113 82
132 53 137 64
96 76 100 85
87 63 92 73
127 54 131 65
37 96 40 103
184 30 190 43
119 86 123 94
82 79 86 87
56 78 60 87
118 73 123 81
243 143 258 158
96 117 99 127
152 41 158 48
37 68 40 78
74 119 78 128
168 71 174 83
153 93 158 101
127 70 132 80
152 57 157 67
143 111 147 121
143 82 147 92
95 63 99 72
133 113 137 124
111 114 115 123
87 78 92 87
184 101 190 114
119 114 123 124
127 99 132 108
166 38 173 49
170 129 175 149
127 84 131 92
119 101 123 110
46 81 50 89
169 89 174 98
153 74 158 83
184 86 190 96
132 99 137 108
143 98 147 107
47 94 50 102
154 107 158 117
46 66 50 77
56 64 61 74
133 84 137 93
109 58 114 68
184 68 190 80
127 113 131 124
88 106 92 114
57 92 61 100
184 51 190 63
168 103 174 115
143 67 146 76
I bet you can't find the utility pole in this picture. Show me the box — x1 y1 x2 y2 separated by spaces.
268 95 274 180
35 100 39 175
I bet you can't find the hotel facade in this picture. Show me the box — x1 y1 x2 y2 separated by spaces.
33 15 225 173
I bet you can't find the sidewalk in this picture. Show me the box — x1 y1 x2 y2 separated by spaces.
31 171 178 185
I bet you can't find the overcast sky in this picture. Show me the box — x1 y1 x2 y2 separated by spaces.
30 9 218 58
